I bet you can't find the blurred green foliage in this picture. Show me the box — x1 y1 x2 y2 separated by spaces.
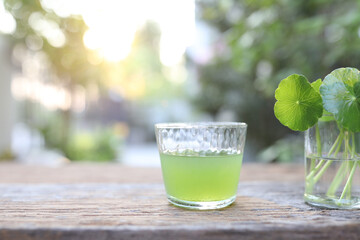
35 110 118 162
258 137 303 163
3 0 179 161
65 130 118 162
0 149 15 161
105 21 185 101
4 0 107 159
193 0 360 161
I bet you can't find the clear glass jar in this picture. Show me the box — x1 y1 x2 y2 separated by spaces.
304 118 360 209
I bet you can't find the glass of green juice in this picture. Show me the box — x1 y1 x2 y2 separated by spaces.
155 122 247 210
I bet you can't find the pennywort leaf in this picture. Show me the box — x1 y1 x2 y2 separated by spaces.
311 78 322 93
274 74 323 131
320 68 360 132
311 78 336 122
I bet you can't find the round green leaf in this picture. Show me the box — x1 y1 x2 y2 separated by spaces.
311 78 336 122
311 78 323 93
311 78 335 122
274 74 323 131
320 68 360 132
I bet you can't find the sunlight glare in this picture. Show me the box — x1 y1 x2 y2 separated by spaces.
82 0 139 62
83 25 135 62
28 12 66 48
157 0 195 66
0 0 16 34
41 0 196 65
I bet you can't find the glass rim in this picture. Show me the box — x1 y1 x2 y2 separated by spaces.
155 122 247 129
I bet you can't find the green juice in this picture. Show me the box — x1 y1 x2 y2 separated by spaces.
160 152 243 202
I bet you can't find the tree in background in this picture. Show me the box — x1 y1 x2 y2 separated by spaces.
192 0 360 161
3 0 112 159
3 0 187 161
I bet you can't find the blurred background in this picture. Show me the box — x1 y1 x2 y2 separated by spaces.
1 0 360 166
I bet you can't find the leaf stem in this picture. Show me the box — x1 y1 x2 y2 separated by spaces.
316 123 322 156
325 131 351 197
306 130 343 181
309 123 321 172
340 160 357 200
326 162 346 197
351 132 355 158
324 131 358 201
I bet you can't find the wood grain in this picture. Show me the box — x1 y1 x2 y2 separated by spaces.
0 163 359 240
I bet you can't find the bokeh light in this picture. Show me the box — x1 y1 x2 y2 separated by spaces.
40 0 195 64
0 0 16 34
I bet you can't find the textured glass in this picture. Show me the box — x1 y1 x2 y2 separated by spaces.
155 122 247 210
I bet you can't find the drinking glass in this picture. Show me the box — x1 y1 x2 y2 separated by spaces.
155 122 247 210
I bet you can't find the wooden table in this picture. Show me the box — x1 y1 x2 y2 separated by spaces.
0 163 359 240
